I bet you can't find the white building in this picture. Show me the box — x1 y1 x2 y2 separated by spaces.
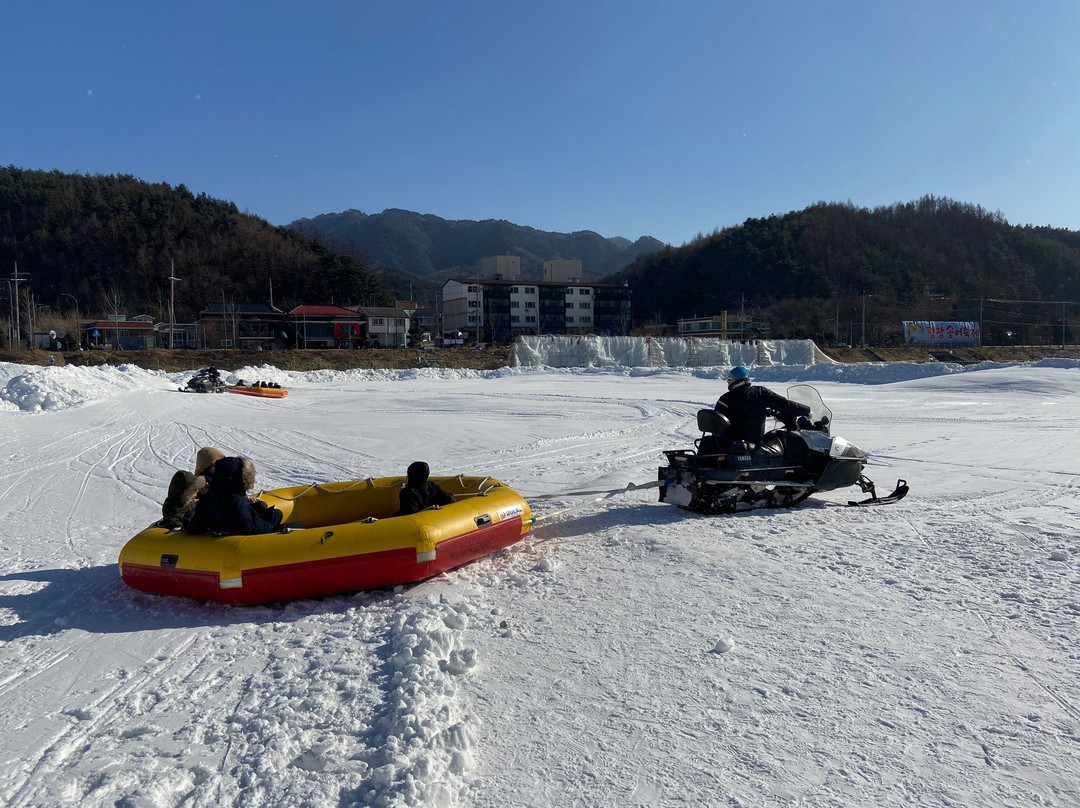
356 306 411 348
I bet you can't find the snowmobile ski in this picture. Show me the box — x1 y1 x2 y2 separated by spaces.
847 478 909 507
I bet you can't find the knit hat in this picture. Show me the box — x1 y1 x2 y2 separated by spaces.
195 446 225 476
726 365 751 391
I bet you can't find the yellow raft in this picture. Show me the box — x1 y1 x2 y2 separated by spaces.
119 476 533 605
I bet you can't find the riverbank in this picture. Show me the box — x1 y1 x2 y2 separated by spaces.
0 346 516 372
2 344 1078 371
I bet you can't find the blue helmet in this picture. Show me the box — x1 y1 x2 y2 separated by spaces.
727 365 750 386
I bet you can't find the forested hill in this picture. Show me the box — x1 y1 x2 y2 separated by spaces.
0 167 395 321
290 208 666 281
607 197 1080 343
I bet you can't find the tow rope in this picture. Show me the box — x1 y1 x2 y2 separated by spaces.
526 480 660 526
527 479 660 501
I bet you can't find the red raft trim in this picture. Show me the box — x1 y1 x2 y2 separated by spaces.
120 516 523 605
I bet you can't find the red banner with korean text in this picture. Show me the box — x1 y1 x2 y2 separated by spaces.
903 321 981 347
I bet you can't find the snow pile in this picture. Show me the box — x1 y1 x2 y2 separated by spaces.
0 363 165 412
0 371 68 411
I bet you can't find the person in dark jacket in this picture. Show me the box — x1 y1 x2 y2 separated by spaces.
185 456 283 535
160 471 208 530
394 461 454 516
716 365 811 447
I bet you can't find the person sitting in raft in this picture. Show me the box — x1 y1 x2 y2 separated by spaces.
159 471 208 530
195 446 225 480
185 456 284 535
394 461 454 516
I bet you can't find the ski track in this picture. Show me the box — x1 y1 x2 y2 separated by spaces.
1 583 491 807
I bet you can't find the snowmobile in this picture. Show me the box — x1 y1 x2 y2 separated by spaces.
658 384 908 514
181 367 229 394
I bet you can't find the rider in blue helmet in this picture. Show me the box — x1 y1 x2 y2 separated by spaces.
716 365 810 447
727 365 751 387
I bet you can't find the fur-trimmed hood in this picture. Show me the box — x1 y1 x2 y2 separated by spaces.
211 456 257 494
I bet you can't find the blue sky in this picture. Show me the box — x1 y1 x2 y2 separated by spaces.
2 1 1077 246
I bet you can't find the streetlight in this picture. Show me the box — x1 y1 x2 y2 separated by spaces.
60 293 80 349
12 262 27 351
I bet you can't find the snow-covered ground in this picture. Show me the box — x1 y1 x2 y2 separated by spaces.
0 359 1078 807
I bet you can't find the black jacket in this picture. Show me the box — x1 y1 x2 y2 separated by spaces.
717 382 810 445
395 461 454 516
185 457 283 535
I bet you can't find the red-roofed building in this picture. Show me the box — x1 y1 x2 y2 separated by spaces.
288 305 367 348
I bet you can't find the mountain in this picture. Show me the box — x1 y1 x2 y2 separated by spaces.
289 208 666 286
0 167 395 322
606 197 1080 345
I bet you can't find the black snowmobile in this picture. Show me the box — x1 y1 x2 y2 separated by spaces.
181 366 228 394
658 384 907 514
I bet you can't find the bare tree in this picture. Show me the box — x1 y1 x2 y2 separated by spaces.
19 287 37 349
103 285 126 349
222 294 240 348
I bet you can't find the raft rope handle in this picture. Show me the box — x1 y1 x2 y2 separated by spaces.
257 475 503 502
259 478 379 501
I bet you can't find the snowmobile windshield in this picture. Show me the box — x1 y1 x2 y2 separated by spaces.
786 384 832 425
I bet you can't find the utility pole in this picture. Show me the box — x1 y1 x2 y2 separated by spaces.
12 262 27 351
474 269 481 344
1063 298 1068 349
861 292 867 348
168 261 181 349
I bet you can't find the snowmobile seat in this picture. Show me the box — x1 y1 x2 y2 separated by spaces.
694 408 732 467
696 408 730 435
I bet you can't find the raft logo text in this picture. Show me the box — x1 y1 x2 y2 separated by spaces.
498 505 525 520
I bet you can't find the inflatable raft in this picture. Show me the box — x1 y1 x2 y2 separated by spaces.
226 383 288 399
119 476 532 605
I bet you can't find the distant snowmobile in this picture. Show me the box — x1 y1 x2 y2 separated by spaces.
181 367 228 394
658 385 907 514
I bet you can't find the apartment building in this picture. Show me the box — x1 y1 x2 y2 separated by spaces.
442 276 631 343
